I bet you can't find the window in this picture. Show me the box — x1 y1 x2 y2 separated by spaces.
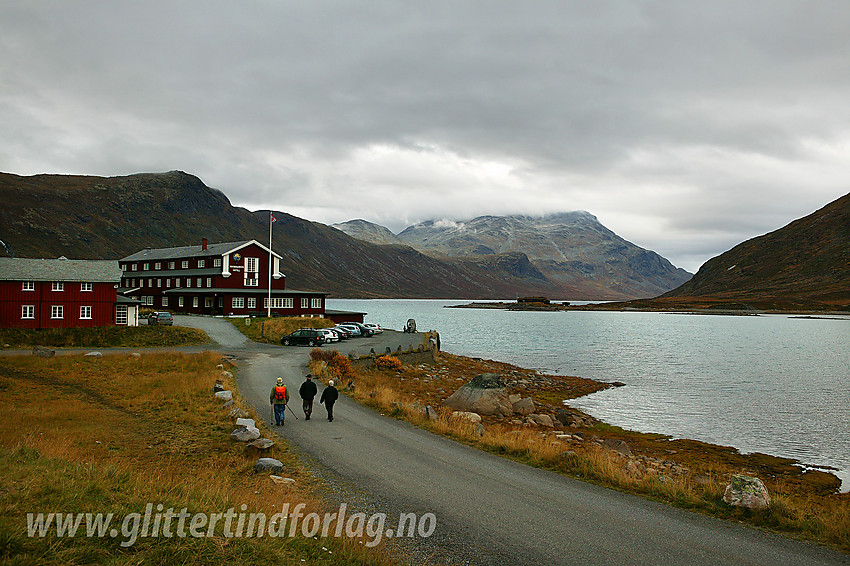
264 298 292 309
143 263 149 271
115 305 128 325
52 282 64 291
205 297 213 308
192 297 199 308
157 279 162 288
311 298 322 309
51 305 63 319
217 297 223 307
198 259 205 268
145 296 154 306
155 262 161 270
131 264 137 271
80 306 92 319
120 264 127 271
232 297 244 309
167 278 172 288
148 279 153 288
181 260 189 269
246 257 258 272
196 278 202 288
81 282 93 292
22 281 35 291
213 258 222 267
301 298 309 309
162 297 168 306
247 297 256 309
245 278 259 287
21 305 35 319
206 278 212 288
178 297 184 307
186 279 192 288
168 261 175 270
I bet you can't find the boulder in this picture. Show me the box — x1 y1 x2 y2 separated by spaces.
723 475 771 509
443 373 513 416
230 426 261 442
221 399 235 409
472 423 485 438
555 408 594 428
32 345 55 358
235 418 256 428
220 371 233 379
270 475 296 485
130 353 141 358
425 405 439 421
214 390 233 401
245 438 275 456
255 458 284 473
213 380 225 392
512 397 536 416
602 438 634 458
528 414 555 428
84 351 103 358
508 394 521 404
451 411 482 424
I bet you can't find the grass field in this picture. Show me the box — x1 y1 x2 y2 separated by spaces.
0 352 399 565
0 325 210 349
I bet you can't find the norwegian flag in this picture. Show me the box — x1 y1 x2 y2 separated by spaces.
270 212 276 223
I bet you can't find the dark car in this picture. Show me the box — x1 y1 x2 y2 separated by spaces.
148 311 173 326
342 321 374 337
281 328 326 347
330 327 350 340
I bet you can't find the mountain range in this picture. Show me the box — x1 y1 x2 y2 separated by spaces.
0 171 662 299
335 213 692 298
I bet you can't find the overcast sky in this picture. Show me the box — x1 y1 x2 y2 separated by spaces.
2 1 849 272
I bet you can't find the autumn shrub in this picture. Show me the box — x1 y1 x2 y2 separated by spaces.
375 355 403 372
310 348 356 381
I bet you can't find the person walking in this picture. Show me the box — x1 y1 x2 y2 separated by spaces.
319 379 339 422
299 374 318 420
270 377 289 426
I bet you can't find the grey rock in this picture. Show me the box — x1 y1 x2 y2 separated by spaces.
230 426 261 442
528 414 555 428
508 394 521 404
130 352 141 358
443 373 513 416
84 351 103 358
425 405 439 421
214 390 233 401
723 475 771 509
220 370 233 379
255 457 284 473
512 397 536 416
235 418 256 428
228 407 250 418
32 345 55 358
472 423 485 438
451 411 482 423
246 438 275 450
603 438 634 458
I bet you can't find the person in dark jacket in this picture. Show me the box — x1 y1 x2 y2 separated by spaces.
299 374 318 420
319 380 339 422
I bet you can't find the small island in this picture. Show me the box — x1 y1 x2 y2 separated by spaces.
448 297 571 311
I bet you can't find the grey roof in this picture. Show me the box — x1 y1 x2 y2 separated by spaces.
121 240 280 262
0 258 122 282
324 309 367 316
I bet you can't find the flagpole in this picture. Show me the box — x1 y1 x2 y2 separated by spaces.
267 211 273 318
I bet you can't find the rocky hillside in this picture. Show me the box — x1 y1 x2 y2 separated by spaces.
0 171 570 299
650 191 850 310
332 219 408 246
341 213 691 299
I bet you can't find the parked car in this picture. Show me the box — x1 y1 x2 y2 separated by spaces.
148 311 173 326
281 328 326 347
330 327 351 340
319 328 339 343
363 323 383 334
342 322 374 337
337 324 361 337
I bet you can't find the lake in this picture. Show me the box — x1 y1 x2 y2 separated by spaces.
329 298 850 489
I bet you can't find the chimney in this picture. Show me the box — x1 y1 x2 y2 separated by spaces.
202 238 208 250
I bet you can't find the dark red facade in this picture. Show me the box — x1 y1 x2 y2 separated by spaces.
0 280 117 329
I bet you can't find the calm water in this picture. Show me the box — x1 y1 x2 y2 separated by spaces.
329 298 850 488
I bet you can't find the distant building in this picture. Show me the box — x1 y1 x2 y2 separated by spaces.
119 239 328 317
0 257 139 328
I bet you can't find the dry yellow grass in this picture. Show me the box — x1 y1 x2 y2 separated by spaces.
0 352 400 565
228 316 334 345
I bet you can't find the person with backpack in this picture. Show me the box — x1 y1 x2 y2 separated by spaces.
319 380 339 422
299 374 318 420
270 377 289 426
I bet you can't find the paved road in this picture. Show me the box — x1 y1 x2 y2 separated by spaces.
180 317 849 565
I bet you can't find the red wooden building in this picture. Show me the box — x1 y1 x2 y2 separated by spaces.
119 239 329 317
0 258 139 328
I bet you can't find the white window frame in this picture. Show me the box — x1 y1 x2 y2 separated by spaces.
245 278 259 287
51 282 64 291
81 282 93 292
157 279 162 288
186 279 192 288
247 297 256 309
80 306 92 320
213 258 222 267
115 305 128 325
131 263 138 271
182 260 189 269
22 281 35 291
196 278 202 287
51 305 64 319
148 279 153 288
143 263 149 271
246 257 258 273
166 278 172 288
311 298 322 309
120 264 127 272
301 298 309 309
198 259 205 268
232 297 245 308
178 297 184 307
155 262 161 270
192 296 199 308
206 278 212 288
21 305 35 319
168 261 175 270
162 297 168 307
